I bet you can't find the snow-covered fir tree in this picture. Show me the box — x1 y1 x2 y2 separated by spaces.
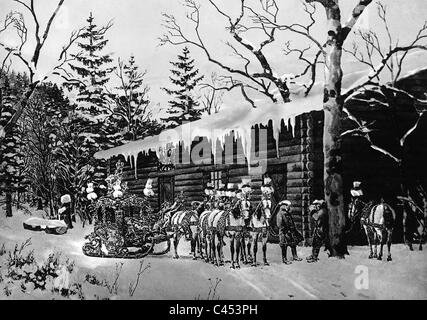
0 73 27 217
66 12 114 184
162 47 204 128
108 55 163 144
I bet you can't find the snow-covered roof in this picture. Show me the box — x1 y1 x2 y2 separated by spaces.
95 92 323 164
95 51 427 168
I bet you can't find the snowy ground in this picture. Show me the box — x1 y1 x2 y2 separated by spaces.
1 207 426 300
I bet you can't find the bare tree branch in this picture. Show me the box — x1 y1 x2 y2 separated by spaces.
199 72 224 114
160 0 322 105
0 0 84 142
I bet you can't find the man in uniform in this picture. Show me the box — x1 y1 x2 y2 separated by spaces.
347 181 366 245
307 200 330 263
276 200 303 264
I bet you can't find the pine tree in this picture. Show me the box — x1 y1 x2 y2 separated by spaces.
109 55 163 144
66 12 114 184
162 47 204 128
0 73 27 217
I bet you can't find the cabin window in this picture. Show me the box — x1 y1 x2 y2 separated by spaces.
205 170 228 189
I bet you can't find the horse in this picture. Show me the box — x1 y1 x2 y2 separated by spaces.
249 198 272 266
348 197 396 261
238 198 253 265
162 200 205 260
209 199 249 268
197 201 216 262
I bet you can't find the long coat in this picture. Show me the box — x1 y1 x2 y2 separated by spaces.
312 207 328 247
276 207 303 246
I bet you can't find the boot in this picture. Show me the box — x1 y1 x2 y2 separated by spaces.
307 247 320 263
291 246 302 261
281 246 292 265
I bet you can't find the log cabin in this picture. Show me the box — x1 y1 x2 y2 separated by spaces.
95 68 427 245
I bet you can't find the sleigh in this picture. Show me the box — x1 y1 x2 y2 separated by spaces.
81 161 173 259
82 194 173 259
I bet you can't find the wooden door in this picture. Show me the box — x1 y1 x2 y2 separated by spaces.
266 163 287 206
265 163 287 240
158 175 175 207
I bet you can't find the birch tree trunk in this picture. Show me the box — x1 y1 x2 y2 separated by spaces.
322 3 347 257
307 0 373 257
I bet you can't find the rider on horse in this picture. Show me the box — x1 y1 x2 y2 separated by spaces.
347 181 369 245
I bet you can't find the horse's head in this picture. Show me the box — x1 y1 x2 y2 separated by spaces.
192 201 206 215
348 197 363 221
232 199 250 220
309 200 326 217
240 199 251 220
259 198 272 221
162 210 173 227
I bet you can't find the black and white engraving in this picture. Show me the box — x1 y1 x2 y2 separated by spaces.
0 0 426 301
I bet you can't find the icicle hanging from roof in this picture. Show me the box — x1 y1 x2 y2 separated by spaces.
94 93 324 173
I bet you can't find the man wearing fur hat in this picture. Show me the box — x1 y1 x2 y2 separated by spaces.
276 200 303 264
347 181 366 244
307 200 330 263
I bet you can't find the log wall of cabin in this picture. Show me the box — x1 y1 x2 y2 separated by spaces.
113 111 324 245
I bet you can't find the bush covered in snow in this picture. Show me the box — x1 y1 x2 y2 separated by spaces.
0 238 151 300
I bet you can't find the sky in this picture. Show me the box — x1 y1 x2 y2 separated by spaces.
1 0 427 118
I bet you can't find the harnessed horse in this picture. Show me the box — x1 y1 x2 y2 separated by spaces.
348 198 396 261
162 200 205 260
209 198 249 268
249 194 272 266
197 193 218 262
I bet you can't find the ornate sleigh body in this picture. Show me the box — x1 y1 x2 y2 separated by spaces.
82 162 172 259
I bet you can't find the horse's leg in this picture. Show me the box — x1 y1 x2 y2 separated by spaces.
365 226 374 259
387 228 393 261
230 235 235 269
262 233 269 265
251 233 258 267
190 229 198 260
195 230 202 259
217 234 223 266
372 230 378 258
173 232 180 259
204 234 210 262
240 236 246 264
235 233 241 269
378 229 384 261
210 232 217 265
247 235 253 263
219 234 225 266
